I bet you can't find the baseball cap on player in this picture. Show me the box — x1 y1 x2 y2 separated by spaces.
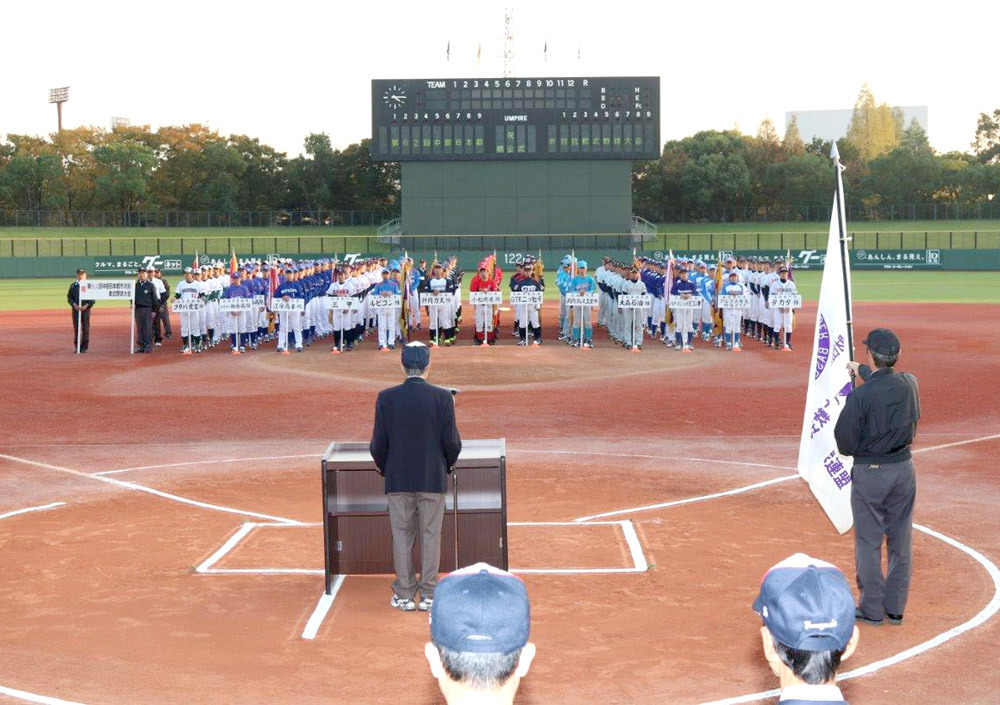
401 341 430 370
753 553 855 652
862 328 900 356
184 267 193 274
577 260 588 269
430 563 530 654
145 264 156 271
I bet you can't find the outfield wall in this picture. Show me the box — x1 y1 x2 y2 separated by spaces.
2 248 998 279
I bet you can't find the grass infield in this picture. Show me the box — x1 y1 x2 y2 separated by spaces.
2 271 998 312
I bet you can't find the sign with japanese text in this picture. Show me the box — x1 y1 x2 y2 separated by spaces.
510 291 544 306
369 295 402 309
768 294 803 309
80 279 135 300
219 298 254 312
718 294 751 309
669 296 703 310
565 293 599 308
271 299 305 312
469 291 503 305
618 294 652 309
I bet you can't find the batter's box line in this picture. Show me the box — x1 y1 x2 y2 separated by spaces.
195 520 649 576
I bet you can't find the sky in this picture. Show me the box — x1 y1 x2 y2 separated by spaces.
2 0 996 157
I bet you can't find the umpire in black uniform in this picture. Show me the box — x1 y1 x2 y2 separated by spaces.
835 328 920 627
68 268 94 353
370 341 462 613
134 268 159 353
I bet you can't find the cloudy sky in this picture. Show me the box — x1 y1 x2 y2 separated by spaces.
2 0 995 156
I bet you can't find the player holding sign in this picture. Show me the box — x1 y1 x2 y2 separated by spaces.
470 262 500 345
568 260 597 348
223 271 253 354
173 267 206 354
720 270 746 351
275 268 305 353
620 266 647 351
511 261 544 346
670 268 698 351
772 265 799 351
371 266 402 351
327 267 357 353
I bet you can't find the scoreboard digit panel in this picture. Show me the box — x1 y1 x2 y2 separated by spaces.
371 76 659 161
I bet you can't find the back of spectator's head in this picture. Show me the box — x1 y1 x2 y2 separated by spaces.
753 553 859 686
425 563 535 704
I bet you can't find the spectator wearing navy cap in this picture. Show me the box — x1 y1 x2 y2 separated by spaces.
370 341 462 612
835 328 920 627
754 554 859 704
425 563 536 704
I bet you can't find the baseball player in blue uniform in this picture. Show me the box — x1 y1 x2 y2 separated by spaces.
223 271 253 354
671 268 699 351
274 268 305 353
370 267 402 351
568 260 596 348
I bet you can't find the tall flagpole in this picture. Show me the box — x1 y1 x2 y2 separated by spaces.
831 141 855 365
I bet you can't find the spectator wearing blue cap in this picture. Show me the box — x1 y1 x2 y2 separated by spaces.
370 342 462 612
425 563 536 704
754 554 859 704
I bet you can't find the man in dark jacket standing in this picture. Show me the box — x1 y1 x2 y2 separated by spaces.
68 268 94 353
835 328 920 627
370 341 462 613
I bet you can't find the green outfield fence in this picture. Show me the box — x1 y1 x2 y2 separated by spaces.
0 229 997 261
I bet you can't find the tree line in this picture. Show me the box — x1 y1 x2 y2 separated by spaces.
1 85 998 224
633 86 1000 221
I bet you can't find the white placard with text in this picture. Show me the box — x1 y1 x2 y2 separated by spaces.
718 295 752 310
510 291 544 306
618 294 652 309
219 298 254 312
80 279 135 301
271 298 305 312
566 293 599 308
769 294 803 309
469 291 503 305
369 295 402 310
669 296 704 310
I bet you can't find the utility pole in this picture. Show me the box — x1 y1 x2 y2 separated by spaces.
48 86 70 133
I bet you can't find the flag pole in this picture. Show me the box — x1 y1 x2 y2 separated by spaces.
831 141 855 364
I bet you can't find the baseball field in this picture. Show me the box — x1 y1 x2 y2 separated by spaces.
1 271 998 704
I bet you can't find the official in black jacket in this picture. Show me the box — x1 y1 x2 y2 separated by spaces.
134 267 160 353
835 328 920 627
370 341 462 612
68 268 94 353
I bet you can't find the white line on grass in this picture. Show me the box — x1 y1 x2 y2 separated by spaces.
0 502 66 521
0 453 303 526
698 521 1000 705
94 454 318 476
514 448 795 472
302 575 346 640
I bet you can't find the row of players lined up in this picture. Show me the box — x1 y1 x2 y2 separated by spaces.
588 254 801 352
146 252 800 355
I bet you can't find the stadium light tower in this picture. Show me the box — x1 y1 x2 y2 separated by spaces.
48 86 70 132
111 116 131 130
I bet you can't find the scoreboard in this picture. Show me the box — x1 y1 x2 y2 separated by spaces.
371 76 659 161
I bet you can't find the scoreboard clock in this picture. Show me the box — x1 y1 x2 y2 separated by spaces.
371 76 659 161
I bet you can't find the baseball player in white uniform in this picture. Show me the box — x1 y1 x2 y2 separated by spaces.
771 265 798 351
173 267 205 353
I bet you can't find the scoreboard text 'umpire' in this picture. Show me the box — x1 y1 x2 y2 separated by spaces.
371 77 660 161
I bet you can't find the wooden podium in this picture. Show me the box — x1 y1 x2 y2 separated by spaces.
320 439 507 594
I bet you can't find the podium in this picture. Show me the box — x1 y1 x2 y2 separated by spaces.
321 439 508 594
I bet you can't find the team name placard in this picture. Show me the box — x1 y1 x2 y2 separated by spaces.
219 298 254 312
669 296 703 310
510 291 544 306
469 291 503 305
171 299 205 312
718 295 752 309
80 279 135 300
618 294 652 309
566 293 599 307
369 295 402 309
769 294 803 309
271 299 305 312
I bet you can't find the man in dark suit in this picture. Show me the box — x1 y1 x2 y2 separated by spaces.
370 341 462 613
68 268 94 353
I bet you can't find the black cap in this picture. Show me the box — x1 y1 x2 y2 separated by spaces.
76 268 86 274
863 328 900 356
401 341 430 370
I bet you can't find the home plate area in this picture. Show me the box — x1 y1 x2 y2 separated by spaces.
196 520 647 577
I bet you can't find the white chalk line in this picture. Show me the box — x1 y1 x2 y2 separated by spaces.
0 502 66 521
0 453 303 526
302 575 347 640
911 433 1000 454
0 685 85 705
0 432 984 449
195 520 649 577
575 475 799 523
515 448 796 472
94 453 317 476
699 522 1000 705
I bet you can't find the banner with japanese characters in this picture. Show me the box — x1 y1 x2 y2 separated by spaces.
796 187 855 534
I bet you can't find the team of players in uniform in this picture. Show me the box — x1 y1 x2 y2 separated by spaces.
161 252 799 355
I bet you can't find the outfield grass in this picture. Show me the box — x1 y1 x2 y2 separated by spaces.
3 271 998 312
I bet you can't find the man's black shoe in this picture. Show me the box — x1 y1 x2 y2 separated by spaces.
855 607 884 626
885 612 904 625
